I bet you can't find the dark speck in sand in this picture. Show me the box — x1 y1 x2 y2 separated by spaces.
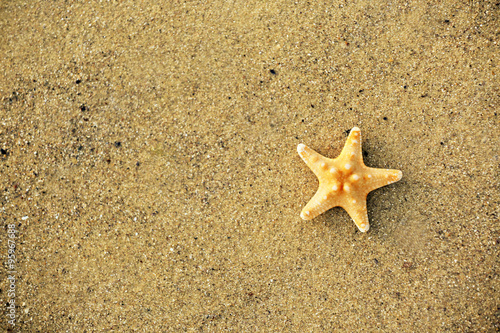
270 69 276 74
114 142 122 148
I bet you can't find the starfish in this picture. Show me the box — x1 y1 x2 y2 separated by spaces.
297 127 402 232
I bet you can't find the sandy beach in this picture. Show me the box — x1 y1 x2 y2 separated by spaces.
1 0 499 331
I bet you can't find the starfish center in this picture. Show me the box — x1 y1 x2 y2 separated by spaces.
329 166 360 194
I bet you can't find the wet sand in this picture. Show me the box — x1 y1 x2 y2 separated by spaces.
1 0 499 331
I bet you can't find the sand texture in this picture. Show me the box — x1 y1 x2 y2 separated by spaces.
1 0 499 331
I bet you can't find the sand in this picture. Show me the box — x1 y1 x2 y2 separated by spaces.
1 0 499 331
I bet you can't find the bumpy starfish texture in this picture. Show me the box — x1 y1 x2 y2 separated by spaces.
297 127 402 232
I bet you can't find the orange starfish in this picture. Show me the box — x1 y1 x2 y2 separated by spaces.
297 127 402 232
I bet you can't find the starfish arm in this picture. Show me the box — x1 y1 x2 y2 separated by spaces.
342 197 370 232
297 144 333 181
338 127 363 164
300 185 340 220
363 167 402 193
